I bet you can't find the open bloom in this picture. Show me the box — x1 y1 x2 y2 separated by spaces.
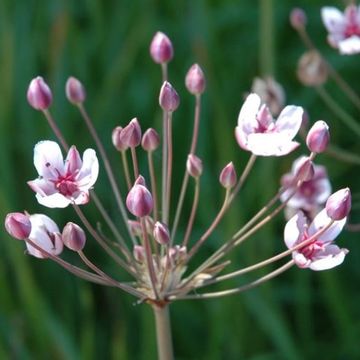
28 141 99 208
235 93 303 156
321 5 360 54
26 214 63 258
284 209 348 271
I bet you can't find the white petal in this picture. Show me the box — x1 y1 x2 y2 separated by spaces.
293 252 311 268
284 211 307 249
339 36 360 54
33 141 65 179
309 245 348 271
35 192 72 208
235 126 250 150
73 191 90 205
308 208 346 243
312 178 332 204
76 149 99 189
321 7 346 33
28 178 56 196
274 106 303 140
237 93 261 130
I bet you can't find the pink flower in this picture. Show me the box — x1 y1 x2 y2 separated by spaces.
284 209 348 271
26 214 63 258
281 156 331 214
235 93 303 156
28 141 99 208
321 5 360 54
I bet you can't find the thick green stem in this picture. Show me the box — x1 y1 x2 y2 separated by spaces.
152 304 174 360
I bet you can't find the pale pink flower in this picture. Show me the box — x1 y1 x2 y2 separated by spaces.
284 209 348 271
321 5 360 54
28 141 99 208
281 156 331 213
26 214 63 258
235 93 303 156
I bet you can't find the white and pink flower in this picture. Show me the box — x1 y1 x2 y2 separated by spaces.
28 141 99 208
284 209 348 271
321 5 360 55
235 93 303 156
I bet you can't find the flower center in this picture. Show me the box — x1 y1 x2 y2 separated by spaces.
55 174 78 196
298 231 324 260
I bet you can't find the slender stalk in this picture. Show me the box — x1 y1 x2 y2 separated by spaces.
152 304 174 360
161 110 169 223
259 0 274 76
42 110 69 151
121 150 132 190
130 147 139 179
190 94 202 154
165 112 173 224
148 151 159 221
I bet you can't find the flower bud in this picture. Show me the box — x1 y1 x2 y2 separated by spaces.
128 220 142 237
142 128 160 151
326 188 351 220
27 76 52 110
126 183 153 217
185 64 206 95
219 162 237 188
297 50 328 87
62 222 86 251
65 77 86 104
290 8 307 30
134 175 146 186
120 118 142 148
112 126 129 151
149 32 174 64
187 154 203 178
4 212 32 240
153 221 170 245
159 81 180 112
306 120 330 153
133 245 146 262
294 157 314 182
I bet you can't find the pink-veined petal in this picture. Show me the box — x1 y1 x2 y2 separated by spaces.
76 149 99 189
35 192 72 208
312 178 332 204
321 7 346 34
65 146 82 174
28 178 56 196
284 211 307 249
237 93 261 132
235 126 250 150
73 191 90 205
293 252 311 268
274 105 303 140
309 245 348 271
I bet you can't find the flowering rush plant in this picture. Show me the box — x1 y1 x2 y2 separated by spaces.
4 31 352 359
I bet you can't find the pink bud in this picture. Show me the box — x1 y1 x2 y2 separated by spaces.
120 118 142 148
134 175 146 186
306 120 330 153
62 222 86 251
112 126 129 151
65 76 86 104
133 245 146 262
128 220 142 237
219 162 237 188
126 183 153 217
142 128 160 151
326 188 351 220
185 64 206 95
159 81 180 112
149 32 174 64
294 157 314 182
187 154 203 178
27 76 52 110
153 221 170 245
290 8 307 30
4 212 32 240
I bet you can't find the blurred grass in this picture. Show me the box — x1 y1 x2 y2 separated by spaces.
1 0 360 359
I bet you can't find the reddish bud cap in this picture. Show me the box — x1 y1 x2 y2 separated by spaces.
290 8 307 30
306 120 330 153
150 32 174 64
159 81 180 112
219 162 237 188
27 76 52 110
326 188 351 220
112 126 129 151
66 76 86 104
5 212 32 240
126 184 153 217
185 64 206 95
120 118 142 148
153 221 170 245
133 245 146 262
62 222 86 251
187 154 203 178
134 175 146 186
142 128 160 151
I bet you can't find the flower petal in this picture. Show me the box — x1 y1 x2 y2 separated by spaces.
309 245 348 271
35 192 72 208
274 105 303 140
65 146 82 174
284 211 307 249
76 149 99 189
339 36 360 54
237 93 261 131
321 7 346 34
28 178 56 196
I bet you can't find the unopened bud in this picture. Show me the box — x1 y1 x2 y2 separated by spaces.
290 8 307 30
62 222 86 251
306 120 330 153
219 162 237 188
5 212 32 240
294 157 314 182
112 126 128 151
134 175 146 186
185 64 206 95
153 221 170 245
27 76 52 110
297 50 328 87
126 183 153 217
150 32 174 64
142 128 160 151
120 118 142 148
133 245 146 262
159 81 180 112
326 188 351 220
66 77 86 104
187 154 203 178
128 220 142 237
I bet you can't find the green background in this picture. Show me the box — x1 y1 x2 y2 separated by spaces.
1 0 359 359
